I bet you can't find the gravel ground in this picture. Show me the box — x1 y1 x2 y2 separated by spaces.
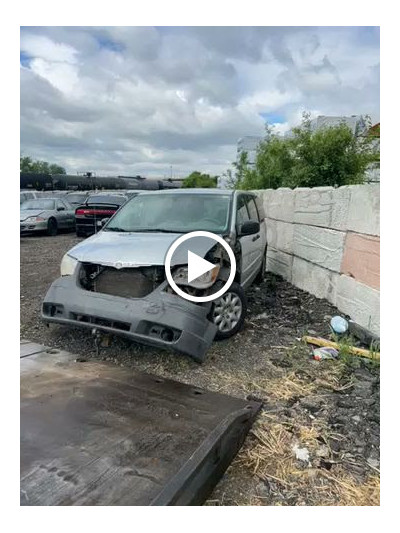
20 233 380 505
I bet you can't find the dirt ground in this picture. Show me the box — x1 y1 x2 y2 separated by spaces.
20 233 380 505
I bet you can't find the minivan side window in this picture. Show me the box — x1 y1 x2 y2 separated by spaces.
236 195 250 225
246 196 259 222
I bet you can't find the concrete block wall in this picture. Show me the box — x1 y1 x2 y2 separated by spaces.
255 184 380 335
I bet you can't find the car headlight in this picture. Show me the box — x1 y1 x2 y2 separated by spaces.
172 264 220 289
24 216 45 223
60 254 79 276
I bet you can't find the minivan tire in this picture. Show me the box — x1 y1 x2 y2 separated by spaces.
211 282 247 340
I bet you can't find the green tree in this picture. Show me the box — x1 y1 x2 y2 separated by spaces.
182 171 218 188
221 151 257 189
236 113 377 190
20 156 66 175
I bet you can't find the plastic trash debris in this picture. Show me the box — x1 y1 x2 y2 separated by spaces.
330 315 349 334
302 335 379 361
292 444 310 463
312 347 339 361
254 312 269 320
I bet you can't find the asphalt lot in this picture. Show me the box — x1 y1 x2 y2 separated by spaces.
20 233 380 505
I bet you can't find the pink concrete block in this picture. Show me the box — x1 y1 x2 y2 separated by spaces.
340 232 380 290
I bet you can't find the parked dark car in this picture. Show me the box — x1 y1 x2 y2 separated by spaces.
75 192 131 237
65 191 89 206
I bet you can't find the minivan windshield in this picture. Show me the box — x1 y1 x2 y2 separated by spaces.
104 193 231 234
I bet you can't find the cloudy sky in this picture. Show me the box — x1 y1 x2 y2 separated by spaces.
20 26 380 178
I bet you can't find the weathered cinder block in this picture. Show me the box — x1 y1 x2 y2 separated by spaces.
264 188 295 222
266 248 293 281
293 187 333 227
330 186 352 231
266 218 294 254
254 189 274 222
277 221 294 254
347 184 380 236
291 256 338 304
336 274 380 335
341 232 380 290
293 225 346 272
261 189 273 210
266 218 277 249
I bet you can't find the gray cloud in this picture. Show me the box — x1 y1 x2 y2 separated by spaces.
20 26 380 177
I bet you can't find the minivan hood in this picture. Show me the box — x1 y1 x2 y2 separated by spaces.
68 231 218 267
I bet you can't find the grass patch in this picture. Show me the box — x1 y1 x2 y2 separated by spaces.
331 333 381 368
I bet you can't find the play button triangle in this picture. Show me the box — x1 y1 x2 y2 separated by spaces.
187 250 216 283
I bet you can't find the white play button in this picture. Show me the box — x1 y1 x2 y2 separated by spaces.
165 230 237 304
187 250 216 283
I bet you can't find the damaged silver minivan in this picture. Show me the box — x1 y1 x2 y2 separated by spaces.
42 189 267 362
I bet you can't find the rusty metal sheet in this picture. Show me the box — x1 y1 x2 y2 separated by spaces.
20 342 48 358
20 346 261 506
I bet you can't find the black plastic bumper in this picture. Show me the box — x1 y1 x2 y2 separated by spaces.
42 273 217 362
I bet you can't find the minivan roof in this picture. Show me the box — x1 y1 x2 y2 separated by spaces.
136 189 260 198
136 188 238 196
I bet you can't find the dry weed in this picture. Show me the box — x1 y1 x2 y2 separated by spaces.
237 412 379 506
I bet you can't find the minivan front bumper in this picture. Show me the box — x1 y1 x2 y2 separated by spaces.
41 272 217 362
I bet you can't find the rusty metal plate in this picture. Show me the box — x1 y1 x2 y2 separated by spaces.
20 346 261 506
20 342 48 358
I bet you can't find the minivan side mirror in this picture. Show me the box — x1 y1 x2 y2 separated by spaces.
239 220 260 236
57 206 65 211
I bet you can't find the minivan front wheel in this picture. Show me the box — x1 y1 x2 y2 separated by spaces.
212 282 247 340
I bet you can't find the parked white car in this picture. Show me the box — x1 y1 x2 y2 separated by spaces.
20 190 37 205
20 197 76 236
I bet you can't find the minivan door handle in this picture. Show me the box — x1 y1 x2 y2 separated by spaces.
252 234 260 242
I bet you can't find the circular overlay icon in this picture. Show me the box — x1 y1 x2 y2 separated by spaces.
164 231 236 303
